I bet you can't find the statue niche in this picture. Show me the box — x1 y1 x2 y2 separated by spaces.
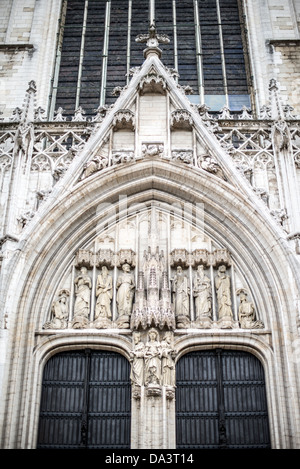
93 265 113 329
193 264 212 328
215 264 234 328
72 266 92 329
116 263 135 329
237 289 264 329
43 289 69 330
171 265 190 329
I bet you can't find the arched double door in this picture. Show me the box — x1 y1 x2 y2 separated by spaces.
37 350 131 449
176 349 271 449
37 348 271 449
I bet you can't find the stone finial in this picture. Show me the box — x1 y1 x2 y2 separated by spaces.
136 23 170 59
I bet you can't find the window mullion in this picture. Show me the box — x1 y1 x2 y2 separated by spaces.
194 0 205 104
100 1 111 106
216 0 229 107
75 0 89 110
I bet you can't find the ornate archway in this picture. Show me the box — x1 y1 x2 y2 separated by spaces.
0 160 299 449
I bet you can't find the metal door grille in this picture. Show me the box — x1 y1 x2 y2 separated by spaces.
37 350 131 449
176 350 271 449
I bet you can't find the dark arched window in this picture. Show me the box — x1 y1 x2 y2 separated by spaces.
50 0 251 118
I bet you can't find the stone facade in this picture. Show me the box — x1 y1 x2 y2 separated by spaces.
0 0 300 449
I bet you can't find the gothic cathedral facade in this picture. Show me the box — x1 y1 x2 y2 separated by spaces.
0 0 300 449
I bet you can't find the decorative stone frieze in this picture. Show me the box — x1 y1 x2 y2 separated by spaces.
171 150 193 165
141 143 164 158
112 150 134 165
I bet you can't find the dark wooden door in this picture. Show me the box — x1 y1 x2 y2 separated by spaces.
176 349 271 449
37 350 131 449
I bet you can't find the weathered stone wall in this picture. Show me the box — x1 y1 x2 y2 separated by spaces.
0 0 62 118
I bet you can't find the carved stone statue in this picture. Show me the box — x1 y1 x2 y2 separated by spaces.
161 332 176 387
72 266 92 328
116 263 135 328
130 332 145 387
44 290 69 330
144 328 162 386
193 265 212 320
237 290 264 329
95 266 113 318
80 155 108 180
171 266 190 328
93 266 113 328
215 265 233 320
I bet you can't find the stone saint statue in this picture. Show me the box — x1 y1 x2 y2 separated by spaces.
172 266 190 317
161 332 176 387
144 328 162 386
116 263 135 318
44 290 69 330
193 265 212 319
238 291 264 329
215 265 233 319
130 332 145 387
95 266 113 320
73 266 92 328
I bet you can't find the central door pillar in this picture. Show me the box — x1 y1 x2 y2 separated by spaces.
131 384 176 449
